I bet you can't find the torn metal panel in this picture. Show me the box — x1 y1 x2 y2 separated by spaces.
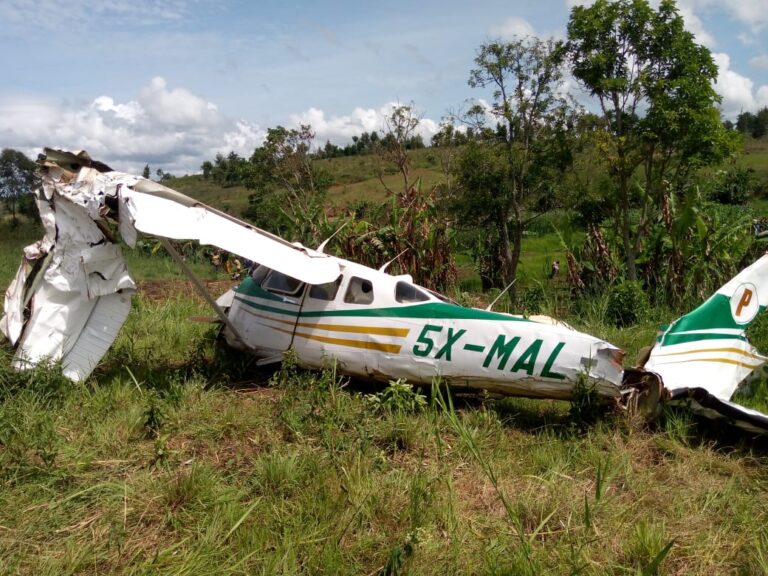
9 185 136 380
1 148 340 382
59 292 133 381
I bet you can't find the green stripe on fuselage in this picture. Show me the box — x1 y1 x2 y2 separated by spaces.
666 294 765 334
234 278 287 303
658 332 747 346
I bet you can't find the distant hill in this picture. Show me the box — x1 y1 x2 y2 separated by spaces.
165 148 448 218
165 136 768 220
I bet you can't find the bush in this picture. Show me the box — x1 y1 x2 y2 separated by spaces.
605 281 649 327
708 167 754 205
519 284 545 315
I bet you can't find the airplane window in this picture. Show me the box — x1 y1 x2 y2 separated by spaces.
344 277 374 304
250 264 269 285
309 276 342 301
427 288 458 305
396 281 430 303
263 270 304 295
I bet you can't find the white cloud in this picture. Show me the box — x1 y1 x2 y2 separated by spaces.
712 52 768 117
0 78 263 174
489 17 537 40
288 103 440 147
0 81 444 174
718 0 768 30
758 86 768 109
682 0 768 33
751 54 768 70
676 1 716 47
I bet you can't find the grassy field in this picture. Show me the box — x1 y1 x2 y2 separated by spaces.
3 219 768 574
2 139 768 574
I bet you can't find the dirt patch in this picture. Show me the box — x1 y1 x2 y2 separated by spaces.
136 279 236 303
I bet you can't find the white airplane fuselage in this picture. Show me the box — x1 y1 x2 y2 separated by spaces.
222 255 625 401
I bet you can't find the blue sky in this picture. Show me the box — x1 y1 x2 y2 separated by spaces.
1 0 766 173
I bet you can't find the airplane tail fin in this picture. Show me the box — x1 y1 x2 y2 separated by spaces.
643 254 768 433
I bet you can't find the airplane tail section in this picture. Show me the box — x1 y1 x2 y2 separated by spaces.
643 254 768 433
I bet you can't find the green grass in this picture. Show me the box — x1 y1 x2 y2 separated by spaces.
3 139 768 572
2 234 768 574
741 136 768 183
2 322 768 574
166 175 252 217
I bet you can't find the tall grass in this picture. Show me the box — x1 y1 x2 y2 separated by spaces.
2 291 768 573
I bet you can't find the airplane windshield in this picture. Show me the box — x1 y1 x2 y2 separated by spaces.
395 281 430 303
250 264 269 285
263 270 304 295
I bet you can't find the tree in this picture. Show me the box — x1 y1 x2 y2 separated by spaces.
374 105 423 196
755 107 768 138
0 149 37 225
454 36 573 290
370 105 456 290
567 0 733 281
142 164 151 179
243 125 331 243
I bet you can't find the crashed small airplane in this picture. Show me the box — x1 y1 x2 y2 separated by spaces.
2 149 768 434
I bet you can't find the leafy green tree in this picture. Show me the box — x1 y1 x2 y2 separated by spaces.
454 36 574 290
142 164 151 179
0 149 38 224
243 125 331 244
567 0 733 281
210 152 248 187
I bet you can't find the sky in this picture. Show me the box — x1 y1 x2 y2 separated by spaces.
1 0 766 174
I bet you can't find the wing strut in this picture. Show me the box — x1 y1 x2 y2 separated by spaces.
159 238 246 345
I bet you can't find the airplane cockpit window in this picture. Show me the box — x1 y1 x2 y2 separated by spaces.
309 275 342 301
250 264 269 285
344 276 374 305
427 288 458 305
395 281 430 303
262 270 304 295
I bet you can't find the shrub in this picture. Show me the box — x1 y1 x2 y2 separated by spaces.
519 285 545 316
367 379 427 414
708 167 754 205
605 281 649 327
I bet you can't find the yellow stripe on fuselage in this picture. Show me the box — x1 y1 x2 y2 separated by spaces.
651 357 763 370
270 326 402 354
652 346 765 361
237 307 410 337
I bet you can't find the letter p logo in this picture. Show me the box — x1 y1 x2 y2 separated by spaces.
730 283 759 325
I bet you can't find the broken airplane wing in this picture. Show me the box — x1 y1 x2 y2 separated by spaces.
0 148 339 381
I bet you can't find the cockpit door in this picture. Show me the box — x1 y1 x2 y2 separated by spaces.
225 266 305 357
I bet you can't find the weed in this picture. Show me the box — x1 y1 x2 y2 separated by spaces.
367 379 427 414
568 372 602 431
624 519 674 574
379 530 419 576
142 393 167 439
661 405 696 445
